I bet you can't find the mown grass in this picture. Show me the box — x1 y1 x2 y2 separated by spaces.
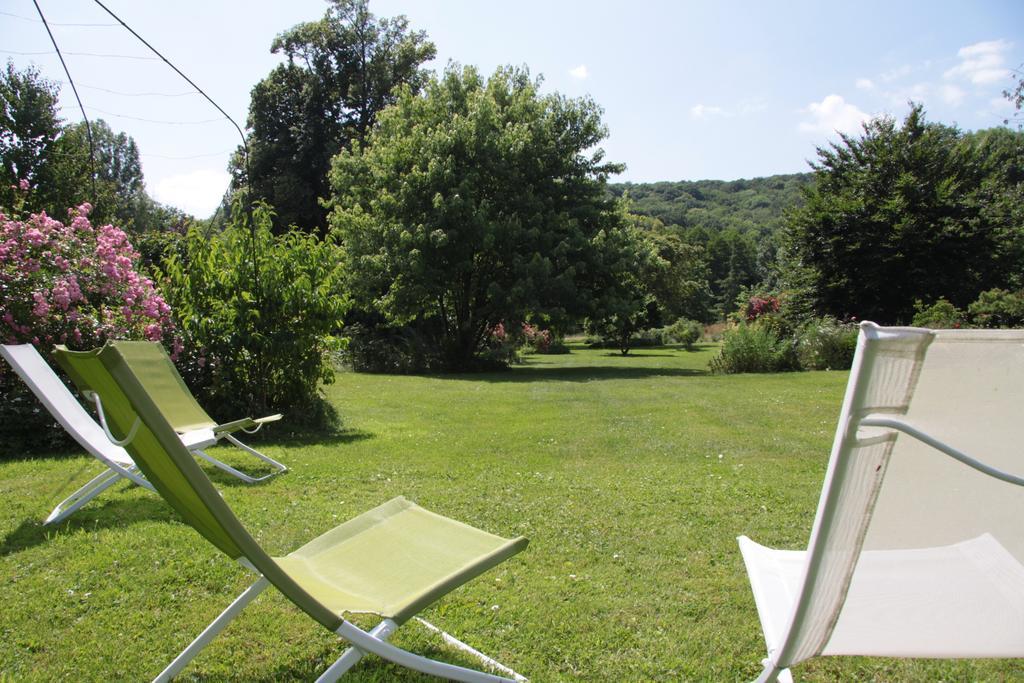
0 344 1020 681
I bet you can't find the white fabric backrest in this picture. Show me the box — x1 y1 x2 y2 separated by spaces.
1 344 137 469
865 328 1024 559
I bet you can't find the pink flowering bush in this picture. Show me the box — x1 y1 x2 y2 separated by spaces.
1 203 176 454
0 203 175 350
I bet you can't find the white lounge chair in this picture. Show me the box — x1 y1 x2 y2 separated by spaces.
1 344 280 524
738 322 1024 681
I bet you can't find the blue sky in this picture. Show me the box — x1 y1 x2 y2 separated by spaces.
2 0 1021 217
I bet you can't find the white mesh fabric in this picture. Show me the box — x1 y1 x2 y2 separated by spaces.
777 325 935 667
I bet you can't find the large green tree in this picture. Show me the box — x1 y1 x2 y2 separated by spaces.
235 0 435 233
588 215 709 354
329 65 629 367
784 104 1024 323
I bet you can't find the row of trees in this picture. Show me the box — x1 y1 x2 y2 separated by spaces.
4 0 1022 419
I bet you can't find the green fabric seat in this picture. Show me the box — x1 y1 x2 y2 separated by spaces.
275 496 525 624
54 342 529 683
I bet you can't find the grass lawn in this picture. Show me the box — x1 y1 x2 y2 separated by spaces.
0 343 1020 681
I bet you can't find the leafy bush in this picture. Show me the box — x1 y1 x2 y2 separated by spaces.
911 298 966 328
0 203 175 454
968 288 1024 328
162 202 348 428
796 317 858 370
709 323 795 374
665 318 703 349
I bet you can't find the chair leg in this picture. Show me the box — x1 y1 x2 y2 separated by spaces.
44 468 123 525
151 577 269 683
191 435 287 484
315 619 398 683
191 448 261 484
414 617 528 682
753 660 793 683
334 620 525 683
223 433 288 472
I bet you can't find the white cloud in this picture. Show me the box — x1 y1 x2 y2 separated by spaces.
940 84 966 106
944 39 1012 85
799 94 871 135
152 169 230 218
569 64 589 80
690 104 725 119
856 78 875 90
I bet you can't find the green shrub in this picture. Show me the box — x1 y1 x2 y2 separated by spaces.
709 323 795 374
968 288 1024 328
911 298 966 328
796 317 858 370
162 202 348 428
665 318 703 349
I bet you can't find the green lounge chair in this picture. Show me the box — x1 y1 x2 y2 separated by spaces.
61 340 287 483
54 342 529 682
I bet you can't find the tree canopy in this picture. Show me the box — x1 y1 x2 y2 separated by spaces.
235 0 435 233
329 64 629 367
784 104 1024 323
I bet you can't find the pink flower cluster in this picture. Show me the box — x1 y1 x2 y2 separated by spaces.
522 322 552 352
0 204 176 352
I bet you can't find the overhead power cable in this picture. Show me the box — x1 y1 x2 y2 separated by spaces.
73 82 198 98
32 0 97 198
0 48 159 60
0 9 116 26
91 0 248 158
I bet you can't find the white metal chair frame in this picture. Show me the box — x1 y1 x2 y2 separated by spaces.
154 558 528 683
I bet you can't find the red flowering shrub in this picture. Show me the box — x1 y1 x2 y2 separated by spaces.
522 322 552 353
744 295 780 322
1 202 178 454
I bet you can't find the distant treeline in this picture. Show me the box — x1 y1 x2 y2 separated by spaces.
609 173 811 236
609 173 813 316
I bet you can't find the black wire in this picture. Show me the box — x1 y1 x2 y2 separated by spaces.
90 0 248 159
32 0 97 199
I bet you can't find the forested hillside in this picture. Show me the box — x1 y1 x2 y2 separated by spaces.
609 173 812 236
609 173 814 315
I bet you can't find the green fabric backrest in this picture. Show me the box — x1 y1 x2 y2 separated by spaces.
53 343 343 630
108 341 216 433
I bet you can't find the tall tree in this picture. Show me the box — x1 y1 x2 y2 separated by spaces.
784 104 1024 323
0 61 62 211
329 65 628 367
50 119 148 227
235 0 435 233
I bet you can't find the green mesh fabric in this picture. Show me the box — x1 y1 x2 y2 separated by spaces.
275 497 529 624
108 341 216 433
